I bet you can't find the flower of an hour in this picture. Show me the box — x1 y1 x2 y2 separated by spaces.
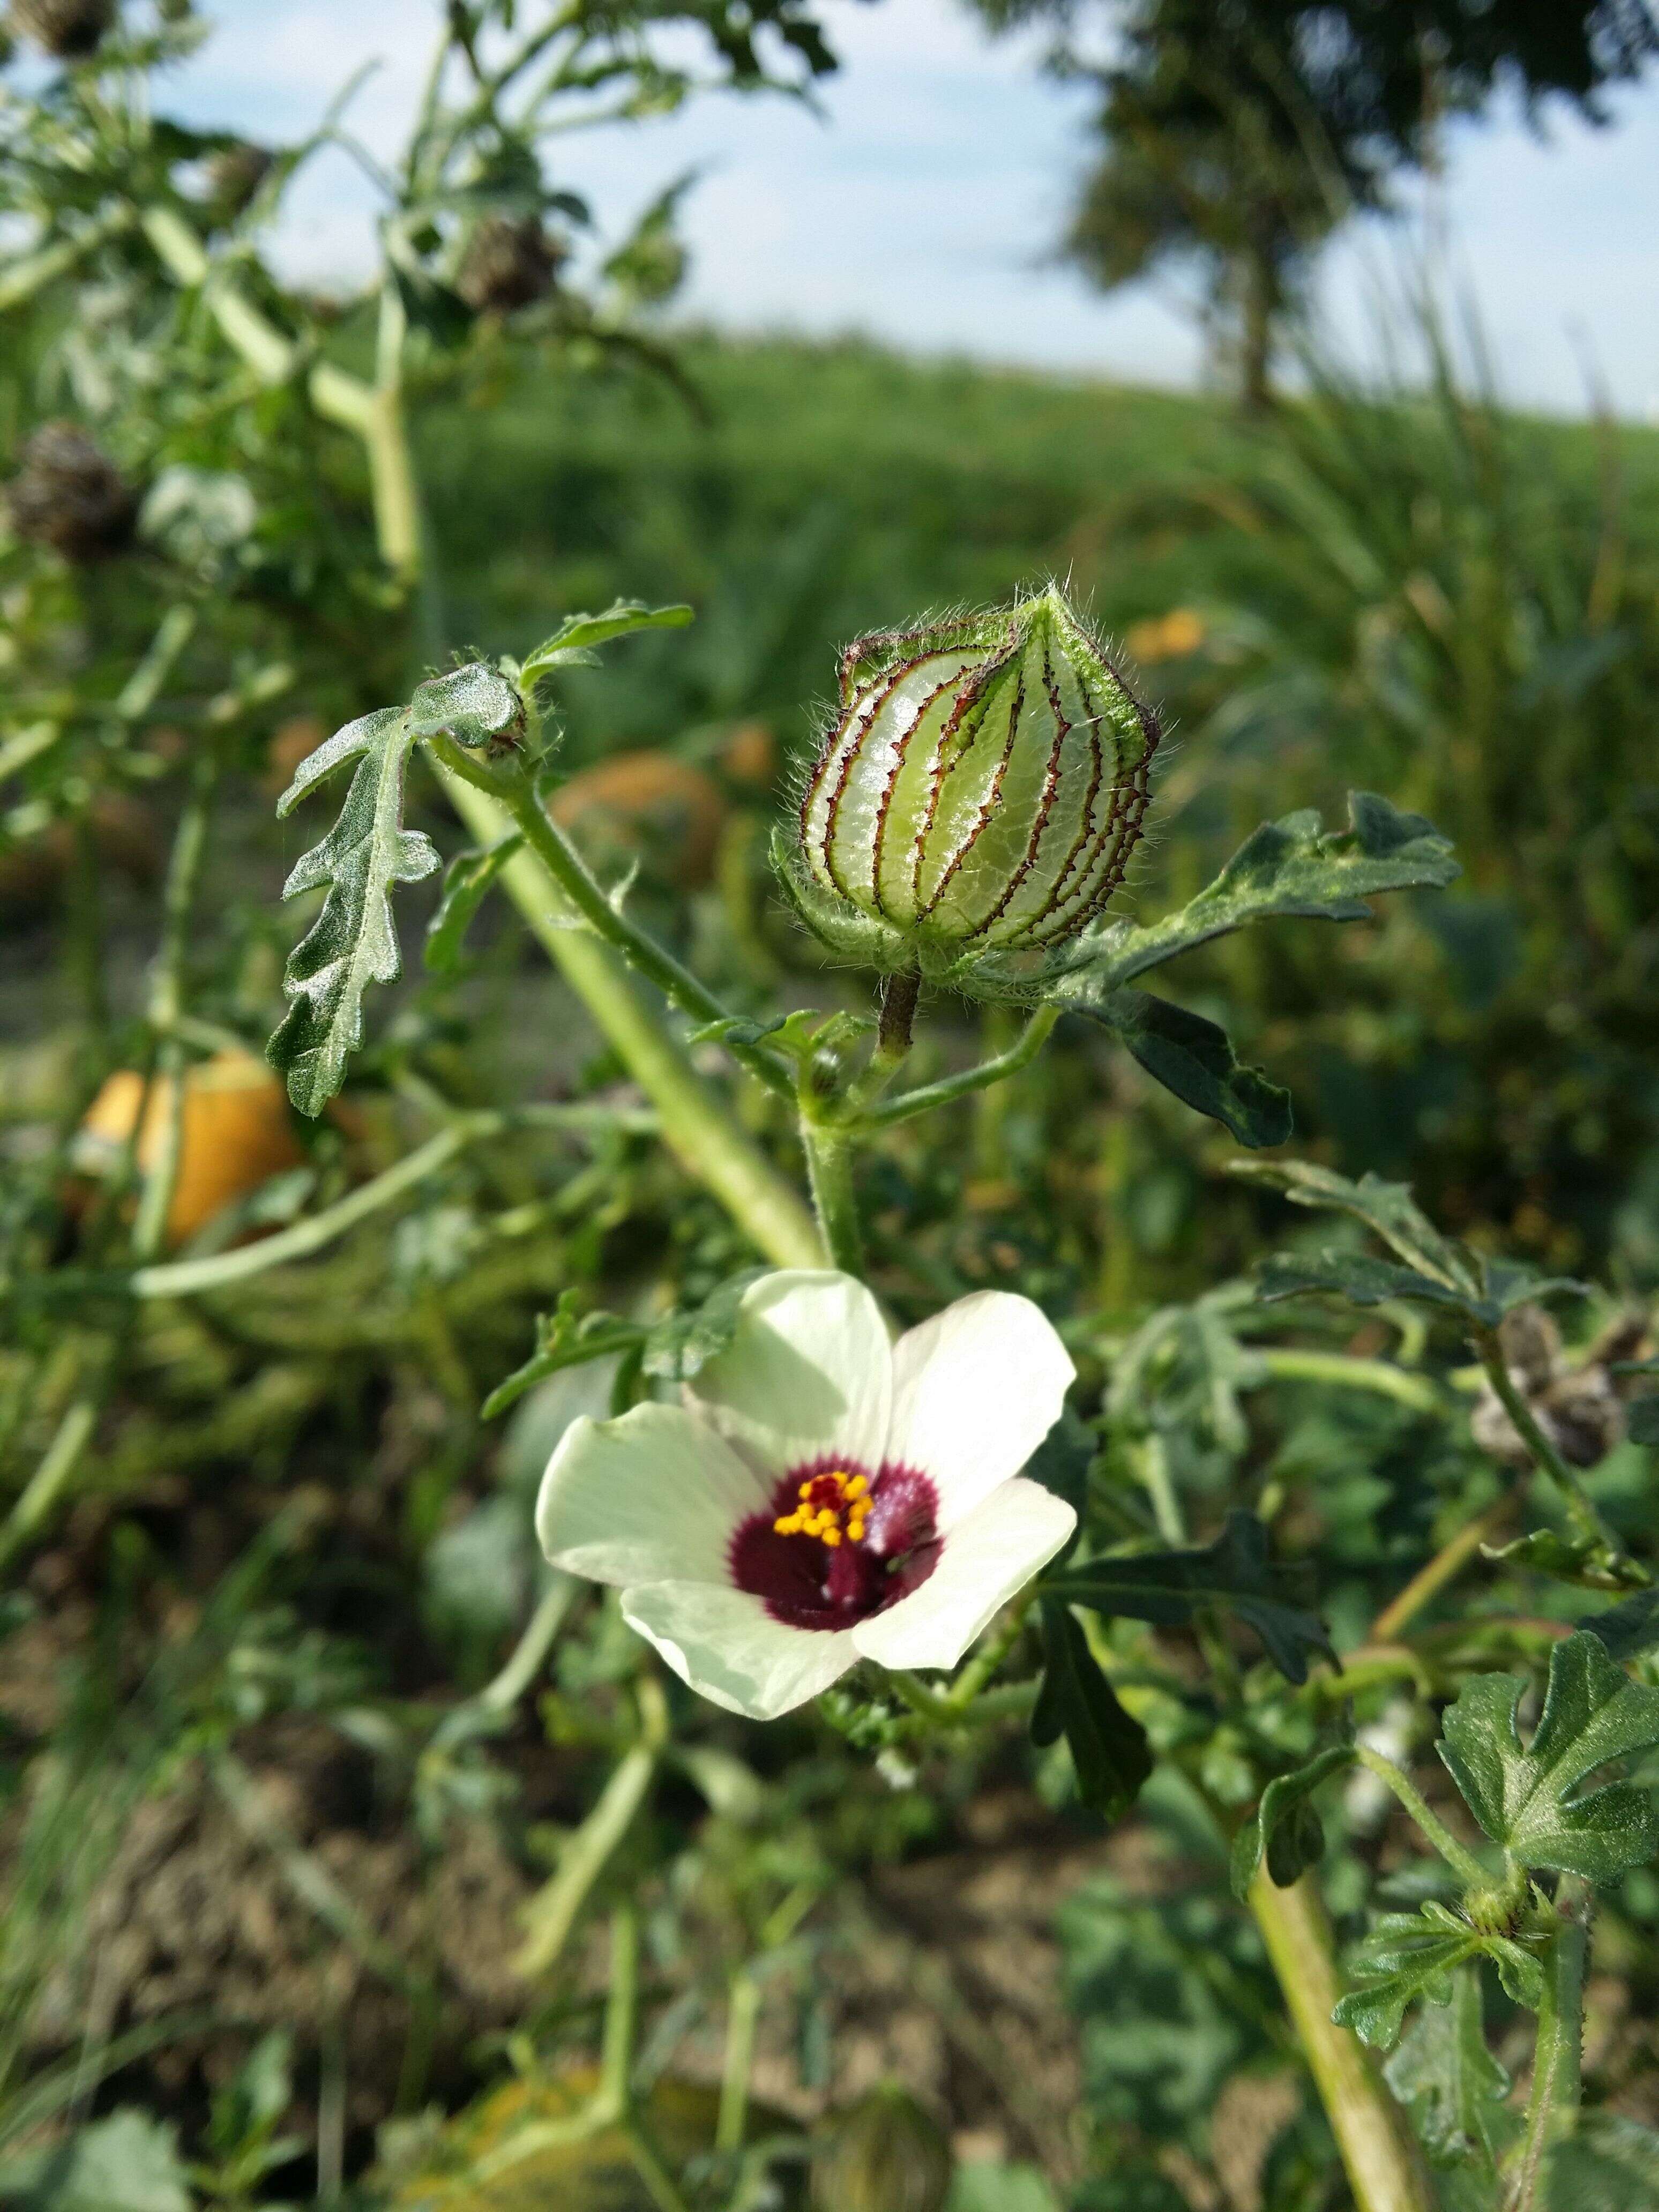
535 1271 1077 1720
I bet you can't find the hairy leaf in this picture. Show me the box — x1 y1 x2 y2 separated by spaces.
1230 1740 1354 1899
1232 1158 1481 1294
1032 1603 1153 1819
1384 1968 1514 2173
1239 1160 1585 1330
1334 1903 1542 2050
1044 1510 1331 1683
1438 1631 1659 1882
1078 990 1292 1148
519 599 693 686
1255 1249 1479 1318
1063 792 1458 993
424 834 524 973
268 706 439 1115
408 660 522 748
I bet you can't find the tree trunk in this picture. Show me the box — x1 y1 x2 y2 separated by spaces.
1238 232 1279 414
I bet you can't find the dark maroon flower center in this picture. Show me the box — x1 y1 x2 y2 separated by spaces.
729 1456 940 1631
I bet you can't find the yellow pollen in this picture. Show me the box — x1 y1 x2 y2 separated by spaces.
773 1467 872 1547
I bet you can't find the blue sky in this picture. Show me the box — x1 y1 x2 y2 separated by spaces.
173 0 1659 419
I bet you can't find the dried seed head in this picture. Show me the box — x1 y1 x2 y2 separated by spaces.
5 422 138 562
8 0 115 56
204 140 274 226
810 2087 952 2212
454 215 562 314
797 586 1158 965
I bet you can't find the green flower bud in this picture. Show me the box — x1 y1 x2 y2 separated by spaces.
810 2086 953 2212
796 586 1157 969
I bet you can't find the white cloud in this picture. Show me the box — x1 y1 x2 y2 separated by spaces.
170 0 1659 414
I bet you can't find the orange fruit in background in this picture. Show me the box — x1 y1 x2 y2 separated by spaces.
550 750 726 889
1124 608 1207 664
719 719 778 788
76 1050 304 1247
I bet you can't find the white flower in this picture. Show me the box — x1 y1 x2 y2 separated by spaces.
535 1271 1077 1720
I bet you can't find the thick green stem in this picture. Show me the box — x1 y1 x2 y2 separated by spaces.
1508 1890 1588 2210
436 738 795 1103
800 1118 864 1276
1248 1870 1434 2212
436 764 825 1271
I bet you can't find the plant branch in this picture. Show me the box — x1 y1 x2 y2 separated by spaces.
1352 1746 1492 1888
1255 1347 1445 1416
433 737 796 1103
799 1118 864 1275
861 1006 1060 1130
1369 1494 1514 1643
1475 1329 1626 1564
1247 1869 1434 2212
436 761 826 1270
1507 1882 1589 2211
129 1107 640 1299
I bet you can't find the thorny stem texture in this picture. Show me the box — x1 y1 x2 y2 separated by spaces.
1248 1870 1434 2212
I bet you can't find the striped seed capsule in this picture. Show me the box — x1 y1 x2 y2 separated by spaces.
800 586 1159 955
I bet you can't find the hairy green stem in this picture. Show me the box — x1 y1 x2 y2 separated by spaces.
1508 1888 1588 2210
517 1677 669 1978
1248 1870 1434 2212
862 1005 1060 1130
1352 1746 1491 1888
437 761 825 1270
439 741 796 1102
800 1118 864 1275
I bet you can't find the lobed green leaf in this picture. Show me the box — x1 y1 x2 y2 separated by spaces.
1061 791 1458 995
268 705 439 1116
1044 1509 1331 1684
1438 1630 1659 1882
1031 1602 1153 1820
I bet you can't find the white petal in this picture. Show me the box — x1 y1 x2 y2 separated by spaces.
886 1290 1074 1528
536 1403 765 1587
621 1582 857 1718
851 1477 1074 1672
689 1269 892 1476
